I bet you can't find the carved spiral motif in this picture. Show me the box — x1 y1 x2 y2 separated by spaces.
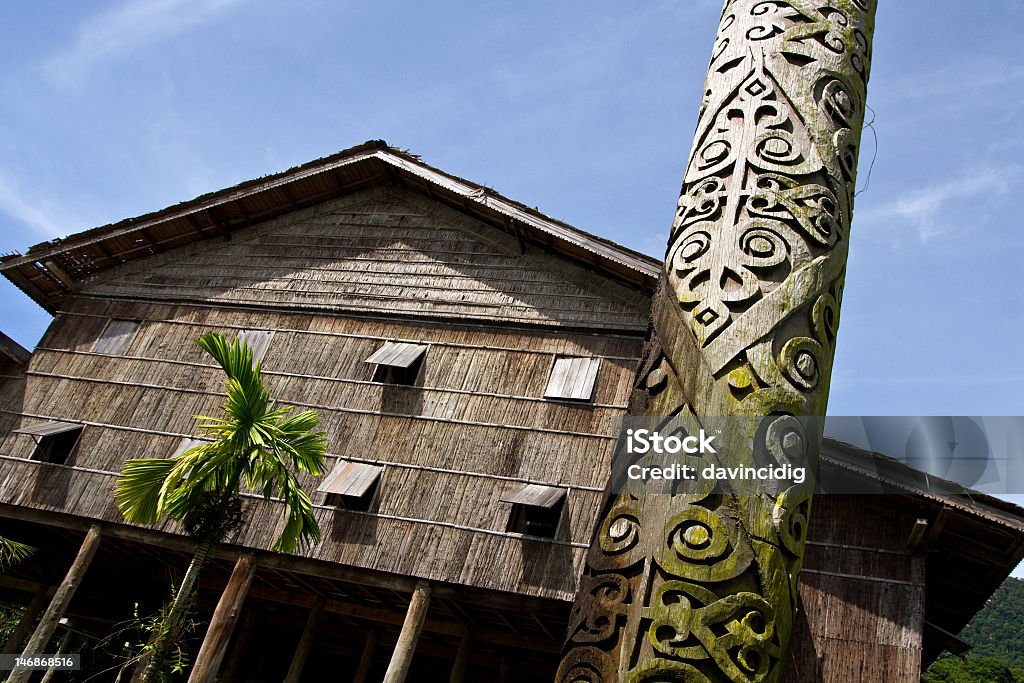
675 178 726 233
657 507 752 583
817 7 850 53
556 647 610 683
590 497 648 571
755 130 803 167
566 574 631 644
672 231 712 271
739 226 788 269
765 414 807 466
774 486 813 556
747 1 789 41
819 77 857 129
600 511 641 555
812 292 839 344
779 336 822 391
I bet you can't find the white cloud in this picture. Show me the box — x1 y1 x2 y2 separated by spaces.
42 0 246 89
859 165 1021 241
0 171 69 238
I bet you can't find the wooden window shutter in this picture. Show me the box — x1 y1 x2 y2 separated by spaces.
93 319 140 355
501 484 566 538
237 330 274 364
544 356 601 401
318 460 383 511
365 342 427 385
14 420 84 465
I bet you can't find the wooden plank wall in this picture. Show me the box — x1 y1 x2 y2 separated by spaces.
81 186 650 332
789 495 926 682
0 214 648 602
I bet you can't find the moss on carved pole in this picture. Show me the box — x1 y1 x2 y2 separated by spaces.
558 1 876 680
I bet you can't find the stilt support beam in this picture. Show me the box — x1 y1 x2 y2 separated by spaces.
353 630 379 683
449 630 473 683
187 553 257 683
383 580 431 683
2 585 50 655
283 596 325 683
10 525 101 683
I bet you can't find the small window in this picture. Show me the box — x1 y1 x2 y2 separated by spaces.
318 460 383 511
365 342 427 385
544 356 601 401
171 437 206 457
501 484 566 538
237 330 274 364
14 421 84 465
93 319 139 355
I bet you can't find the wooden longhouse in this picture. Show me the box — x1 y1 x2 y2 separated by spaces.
0 141 1021 681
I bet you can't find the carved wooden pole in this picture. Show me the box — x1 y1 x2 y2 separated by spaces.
558 1 875 681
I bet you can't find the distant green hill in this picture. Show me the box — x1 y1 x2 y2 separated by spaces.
924 576 1024 682
961 576 1024 668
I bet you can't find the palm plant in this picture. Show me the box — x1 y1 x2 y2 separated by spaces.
0 537 33 571
115 332 327 680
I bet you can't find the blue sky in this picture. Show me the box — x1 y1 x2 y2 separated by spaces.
1 2 1023 566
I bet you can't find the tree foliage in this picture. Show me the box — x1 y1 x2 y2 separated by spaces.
960 576 1024 669
924 577 1024 682
115 332 327 552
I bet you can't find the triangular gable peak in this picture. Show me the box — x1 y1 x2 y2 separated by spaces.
1 141 660 316
79 185 652 330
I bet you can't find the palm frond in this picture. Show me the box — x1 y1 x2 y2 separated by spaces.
116 332 326 554
0 537 34 570
115 458 177 524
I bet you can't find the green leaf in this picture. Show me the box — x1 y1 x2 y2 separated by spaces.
115 332 328 554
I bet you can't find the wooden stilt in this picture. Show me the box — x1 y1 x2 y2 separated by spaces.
283 596 325 683
186 554 257 683
219 609 257 683
382 581 431 683
39 626 74 683
2 585 49 655
10 525 101 683
352 630 378 683
448 630 473 683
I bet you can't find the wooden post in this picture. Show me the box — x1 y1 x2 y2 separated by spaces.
186 554 256 683
382 581 431 683
283 596 325 683
2 585 49 655
558 1 877 681
448 631 472 683
219 609 257 683
352 629 379 683
39 626 74 683
11 525 101 683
